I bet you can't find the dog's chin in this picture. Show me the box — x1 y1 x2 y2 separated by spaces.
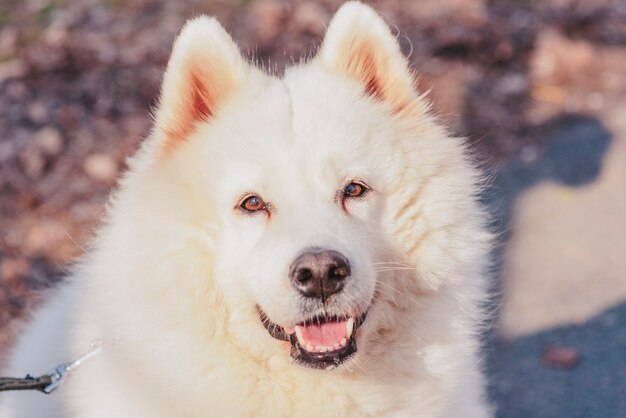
259 308 368 370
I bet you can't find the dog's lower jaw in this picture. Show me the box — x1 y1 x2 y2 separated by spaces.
258 308 368 369
289 331 358 370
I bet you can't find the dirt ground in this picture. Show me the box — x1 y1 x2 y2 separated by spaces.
1 0 625 416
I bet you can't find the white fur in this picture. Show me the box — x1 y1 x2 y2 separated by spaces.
1 2 492 417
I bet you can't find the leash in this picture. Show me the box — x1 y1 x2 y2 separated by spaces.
0 340 105 394
0 375 52 393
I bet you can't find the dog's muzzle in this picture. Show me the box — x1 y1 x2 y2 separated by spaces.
259 248 368 369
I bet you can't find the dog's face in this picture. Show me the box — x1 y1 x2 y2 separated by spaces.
141 2 467 370
205 71 398 368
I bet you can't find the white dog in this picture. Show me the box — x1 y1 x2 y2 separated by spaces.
1 2 492 417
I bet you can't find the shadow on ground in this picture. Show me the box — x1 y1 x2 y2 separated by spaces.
484 113 612 236
487 301 626 418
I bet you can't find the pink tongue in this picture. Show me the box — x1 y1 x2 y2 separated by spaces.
300 320 347 346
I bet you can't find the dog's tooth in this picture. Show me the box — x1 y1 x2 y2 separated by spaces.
346 318 355 337
305 343 314 352
333 343 341 350
340 338 347 347
294 326 306 346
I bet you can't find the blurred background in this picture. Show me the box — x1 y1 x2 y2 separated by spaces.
0 0 624 416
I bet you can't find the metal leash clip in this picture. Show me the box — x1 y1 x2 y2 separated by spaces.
43 362 73 394
43 342 104 394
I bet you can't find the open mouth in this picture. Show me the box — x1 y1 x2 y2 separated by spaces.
259 310 368 370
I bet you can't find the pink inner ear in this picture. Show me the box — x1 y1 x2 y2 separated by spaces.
354 49 411 114
360 51 384 101
161 71 213 152
343 41 388 104
191 73 213 121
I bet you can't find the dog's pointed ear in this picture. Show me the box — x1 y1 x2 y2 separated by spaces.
154 16 248 152
318 2 416 111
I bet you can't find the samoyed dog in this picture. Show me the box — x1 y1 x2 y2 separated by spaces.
1 2 492 417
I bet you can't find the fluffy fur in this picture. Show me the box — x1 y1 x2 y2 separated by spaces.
1 2 492 417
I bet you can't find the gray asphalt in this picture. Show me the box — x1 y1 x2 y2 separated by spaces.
487 302 626 418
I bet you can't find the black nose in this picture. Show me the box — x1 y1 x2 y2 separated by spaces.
290 249 350 301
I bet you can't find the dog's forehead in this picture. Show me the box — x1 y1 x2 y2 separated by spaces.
212 71 377 159
283 66 375 147
198 67 395 202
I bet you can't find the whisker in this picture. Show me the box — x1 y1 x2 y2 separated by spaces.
372 261 412 267
374 267 417 273
375 281 405 297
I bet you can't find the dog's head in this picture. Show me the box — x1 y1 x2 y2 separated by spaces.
125 2 486 371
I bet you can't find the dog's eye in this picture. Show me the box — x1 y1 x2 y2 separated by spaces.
343 182 369 199
240 195 266 212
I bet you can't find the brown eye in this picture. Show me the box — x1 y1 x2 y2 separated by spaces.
241 195 266 212
343 182 368 199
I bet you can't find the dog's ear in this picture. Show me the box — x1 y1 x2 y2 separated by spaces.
318 2 416 111
154 16 248 152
